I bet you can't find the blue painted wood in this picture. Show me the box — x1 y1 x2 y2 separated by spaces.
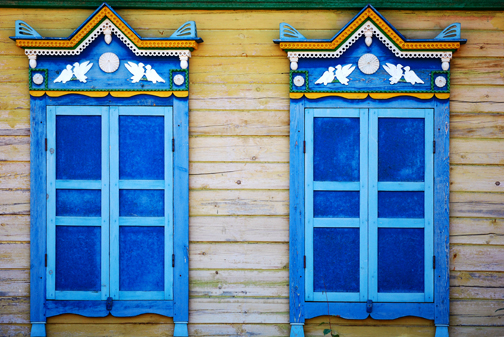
30 323 46 337
118 291 165 300
46 299 174 317
164 106 174 301
46 106 56 299
109 106 120 300
304 302 435 320
377 182 424 191
435 325 449 337
55 180 101 189
173 96 189 322
290 324 305 337
55 291 102 300
119 217 165 226
304 108 314 301
377 219 424 228
370 302 435 320
424 109 435 302
358 108 369 303
313 218 360 228
368 108 379 302
45 300 109 317
47 94 174 107
173 322 189 337
111 300 174 317
313 181 359 190
118 180 165 189
434 99 450 326
289 98 305 324
30 95 47 337
55 217 101 226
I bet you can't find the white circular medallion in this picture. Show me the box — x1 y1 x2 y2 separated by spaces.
99 52 120 73
293 75 305 87
173 74 185 86
358 53 380 75
435 76 447 88
32 73 44 85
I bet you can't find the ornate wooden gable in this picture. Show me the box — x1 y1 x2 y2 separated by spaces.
11 2 202 97
275 4 465 100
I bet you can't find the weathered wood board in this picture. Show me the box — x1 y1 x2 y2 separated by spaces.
1 6 504 337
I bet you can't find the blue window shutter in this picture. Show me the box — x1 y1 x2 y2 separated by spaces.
110 106 174 301
305 108 369 302
46 106 110 301
305 108 434 304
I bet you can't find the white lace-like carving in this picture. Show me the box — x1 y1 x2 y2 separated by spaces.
286 21 452 60
24 20 192 58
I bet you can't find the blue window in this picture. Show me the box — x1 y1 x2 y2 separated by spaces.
305 108 434 303
46 106 174 301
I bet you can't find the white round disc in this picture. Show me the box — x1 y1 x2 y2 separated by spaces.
99 52 120 73
293 75 305 87
173 74 185 86
435 76 447 88
358 53 380 75
32 73 44 85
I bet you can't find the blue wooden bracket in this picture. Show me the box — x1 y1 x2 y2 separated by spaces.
435 325 449 337
279 23 307 41
15 20 41 38
435 23 461 40
173 322 189 336
30 322 46 337
290 323 305 337
170 21 198 39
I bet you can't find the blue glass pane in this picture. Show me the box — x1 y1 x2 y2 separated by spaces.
56 226 101 291
119 116 164 180
314 228 360 292
314 117 360 182
378 192 424 218
56 115 101 180
378 228 424 293
120 226 164 291
378 118 425 182
314 191 359 218
56 189 101 216
119 190 164 217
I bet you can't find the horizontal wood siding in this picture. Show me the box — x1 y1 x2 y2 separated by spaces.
0 8 503 336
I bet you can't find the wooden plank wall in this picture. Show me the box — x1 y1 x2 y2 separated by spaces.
1 8 504 337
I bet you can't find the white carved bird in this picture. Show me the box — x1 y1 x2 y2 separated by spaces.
145 65 165 84
383 63 404 84
125 62 145 83
335 64 355 85
315 67 335 85
72 61 93 83
54 65 74 84
403 66 424 85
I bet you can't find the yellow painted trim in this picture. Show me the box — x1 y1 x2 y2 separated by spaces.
279 8 460 52
173 91 189 98
369 93 434 99
29 91 46 97
290 93 305 99
110 91 175 98
435 93 450 99
30 91 185 98
306 92 369 99
17 7 198 50
290 92 448 100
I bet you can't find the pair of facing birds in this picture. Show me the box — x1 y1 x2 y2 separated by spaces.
54 61 166 84
315 63 424 86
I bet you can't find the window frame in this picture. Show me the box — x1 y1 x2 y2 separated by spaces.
30 94 189 321
289 96 450 323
